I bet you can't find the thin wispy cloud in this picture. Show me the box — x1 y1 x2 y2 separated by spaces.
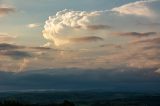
27 23 41 28
0 43 53 72
112 32 157 37
112 0 157 17
0 4 15 17
76 25 112 30
0 43 51 59
0 33 16 43
69 36 103 43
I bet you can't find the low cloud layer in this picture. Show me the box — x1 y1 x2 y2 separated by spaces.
0 43 32 59
0 43 51 71
0 68 159 91
0 43 51 58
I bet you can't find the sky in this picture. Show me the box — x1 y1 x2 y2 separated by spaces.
0 0 160 91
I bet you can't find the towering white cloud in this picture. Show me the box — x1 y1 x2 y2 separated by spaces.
43 0 160 47
43 9 108 46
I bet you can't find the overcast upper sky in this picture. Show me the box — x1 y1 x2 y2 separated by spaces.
0 0 160 91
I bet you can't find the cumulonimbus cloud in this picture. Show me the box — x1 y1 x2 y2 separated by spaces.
43 0 159 47
0 4 15 17
43 9 108 46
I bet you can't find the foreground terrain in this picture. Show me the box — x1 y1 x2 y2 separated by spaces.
0 91 160 106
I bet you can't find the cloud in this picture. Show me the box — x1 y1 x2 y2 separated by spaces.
0 43 53 72
0 43 51 59
112 32 157 37
43 0 160 47
19 58 30 72
0 50 32 59
27 23 40 28
0 43 32 59
95 34 160 69
0 1 158 72
155 68 160 74
0 35 160 72
0 33 16 43
138 22 160 27
42 0 160 47
69 36 103 43
125 37 160 68
76 25 111 30
0 4 15 17
0 68 159 91
112 0 157 17
0 43 51 51
131 36 160 44
0 43 20 50
43 9 108 46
